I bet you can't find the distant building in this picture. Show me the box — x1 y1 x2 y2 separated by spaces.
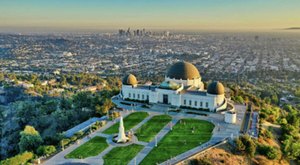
120 61 228 112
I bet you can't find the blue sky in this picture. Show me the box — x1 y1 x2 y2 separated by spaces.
1 0 300 31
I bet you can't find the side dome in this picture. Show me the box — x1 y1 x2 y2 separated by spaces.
122 74 137 85
166 61 200 80
207 81 225 95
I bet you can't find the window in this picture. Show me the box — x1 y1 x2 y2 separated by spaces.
137 94 140 99
129 93 131 98
147 95 149 100
184 99 186 105
133 93 135 99
194 101 197 106
189 100 192 106
200 102 203 107
142 95 144 99
206 102 208 107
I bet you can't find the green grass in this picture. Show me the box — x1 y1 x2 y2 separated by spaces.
65 136 108 159
103 112 149 134
136 115 172 142
103 144 144 165
140 119 214 165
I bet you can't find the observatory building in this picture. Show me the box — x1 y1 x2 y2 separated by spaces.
120 61 228 112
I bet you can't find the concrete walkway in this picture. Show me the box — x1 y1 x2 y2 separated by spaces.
84 145 115 165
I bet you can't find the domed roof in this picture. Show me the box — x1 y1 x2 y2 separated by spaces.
207 81 225 95
166 61 200 80
122 74 137 85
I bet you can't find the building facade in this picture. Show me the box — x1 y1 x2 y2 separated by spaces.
120 61 228 112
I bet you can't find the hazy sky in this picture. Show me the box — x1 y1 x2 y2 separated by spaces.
1 0 300 32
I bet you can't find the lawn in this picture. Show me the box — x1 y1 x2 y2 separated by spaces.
65 136 108 159
103 144 144 165
140 118 214 165
135 115 172 142
103 112 149 134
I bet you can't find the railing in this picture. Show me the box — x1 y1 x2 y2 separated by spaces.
162 138 229 165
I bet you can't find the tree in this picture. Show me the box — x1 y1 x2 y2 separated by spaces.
73 92 92 108
16 101 38 127
295 87 300 97
280 118 288 125
284 140 300 161
60 75 67 86
101 99 113 115
271 94 278 105
290 142 300 160
245 140 256 158
60 96 72 110
18 125 43 153
0 72 4 81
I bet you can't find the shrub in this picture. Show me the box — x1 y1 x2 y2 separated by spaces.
91 124 98 131
0 151 34 165
61 138 70 148
257 145 279 160
235 138 246 151
190 158 212 165
110 111 120 119
95 121 101 126
70 136 77 142
264 129 273 139
266 147 279 160
235 135 256 157
100 120 106 127
74 131 84 138
37 145 56 156
235 96 244 104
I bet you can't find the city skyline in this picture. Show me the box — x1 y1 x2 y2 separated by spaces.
1 0 300 32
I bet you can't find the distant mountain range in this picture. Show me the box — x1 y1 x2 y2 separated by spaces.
284 27 300 30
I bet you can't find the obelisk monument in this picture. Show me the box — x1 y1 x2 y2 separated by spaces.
116 116 129 143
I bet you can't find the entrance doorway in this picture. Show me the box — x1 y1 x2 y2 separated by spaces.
163 94 168 104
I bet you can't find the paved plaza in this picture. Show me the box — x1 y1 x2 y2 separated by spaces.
43 98 246 165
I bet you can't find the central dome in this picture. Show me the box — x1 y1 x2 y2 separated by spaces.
166 61 200 80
